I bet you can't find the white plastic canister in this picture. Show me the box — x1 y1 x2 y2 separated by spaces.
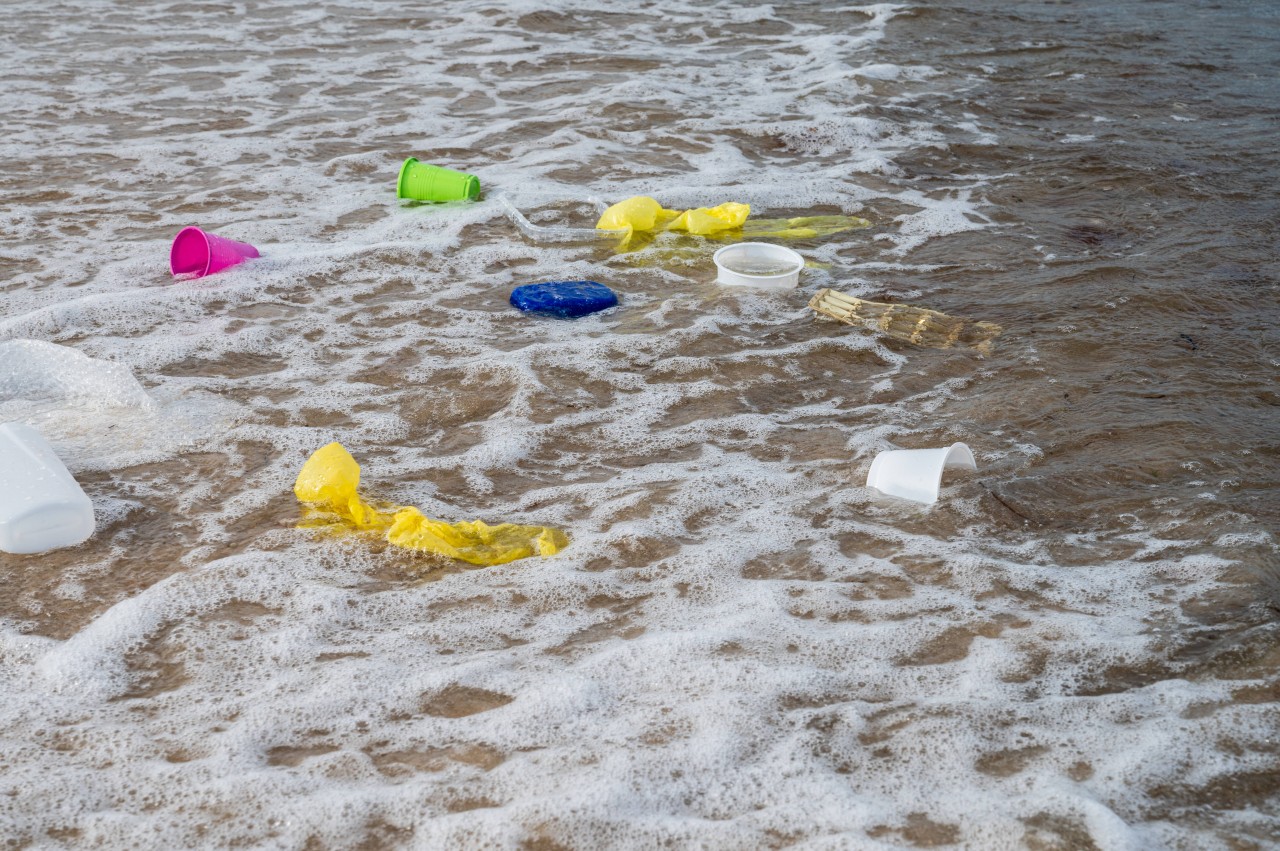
0 422 95 554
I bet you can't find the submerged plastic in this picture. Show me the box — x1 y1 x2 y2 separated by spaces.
810 288 1003 354
294 443 567 566
502 196 619 244
740 215 870 240
0 422 95 554
866 442 977 505
510 280 619 318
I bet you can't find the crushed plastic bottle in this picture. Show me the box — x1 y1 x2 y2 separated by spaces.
294 442 568 566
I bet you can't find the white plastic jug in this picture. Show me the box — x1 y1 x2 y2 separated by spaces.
0 422 95 554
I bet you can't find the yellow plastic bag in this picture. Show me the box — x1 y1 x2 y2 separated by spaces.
294 442 568 566
665 202 750 235
595 196 869 248
595 196 680 236
596 196 750 246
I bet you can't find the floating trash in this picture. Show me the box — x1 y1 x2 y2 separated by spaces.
0 422 95 554
294 442 568 566
866 442 977 505
809 288 1002 353
713 242 804 289
595 196 747 247
170 227 260 278
510 280 619 319
396 157 480 202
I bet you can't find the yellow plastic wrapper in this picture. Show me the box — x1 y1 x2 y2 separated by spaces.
665 202 750 235
740 215 871 240
595 196 680 235
595 196 869 248
294 442 568 566
596 196 749 246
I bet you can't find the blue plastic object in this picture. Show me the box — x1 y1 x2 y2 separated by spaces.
509 280 618 319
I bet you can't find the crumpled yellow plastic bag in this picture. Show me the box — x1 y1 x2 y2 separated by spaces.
665 202 750 235
294 442 568 566
596 196 749 246
595 196 869 248
595 196 680 235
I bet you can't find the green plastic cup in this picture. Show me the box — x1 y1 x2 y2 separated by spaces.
397 157 481 202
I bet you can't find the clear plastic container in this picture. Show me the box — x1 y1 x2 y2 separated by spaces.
713 242 804 289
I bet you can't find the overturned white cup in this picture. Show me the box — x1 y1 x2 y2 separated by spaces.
866 442 977 504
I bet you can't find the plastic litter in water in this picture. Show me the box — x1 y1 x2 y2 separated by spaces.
596 196 748 246
0 340 154 412
713 243 804 289
721 260 798 276
505 196 869 248
510 280 619 319
294 442 568 566
169 226 260 278
593 196 872 254
0 422 95 554
809 287 1003 353
397 157 480 202
865 442 977 504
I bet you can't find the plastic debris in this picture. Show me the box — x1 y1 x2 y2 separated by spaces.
713 242 804 289
507 195 869 248
170 227 260 278
596 196 748 246
739 215 871 240
809 288 1002 353
866 442 977 505
0 340 154 412
510 280 619 318
397 157 480 202
665 202 751 235
502 196 618 244
294 442 568 566
0 422 95 554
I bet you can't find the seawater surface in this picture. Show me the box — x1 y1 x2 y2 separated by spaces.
1 1 1278 848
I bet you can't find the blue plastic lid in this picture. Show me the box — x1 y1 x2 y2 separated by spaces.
510 280 619 319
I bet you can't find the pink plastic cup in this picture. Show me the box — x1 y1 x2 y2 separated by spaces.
169 226 260 278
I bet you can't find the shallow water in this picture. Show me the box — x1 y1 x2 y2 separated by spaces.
1 0 1278 848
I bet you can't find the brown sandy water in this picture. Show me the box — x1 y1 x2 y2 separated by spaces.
0 0 1277 848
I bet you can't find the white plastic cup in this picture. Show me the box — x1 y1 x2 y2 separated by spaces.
712 242 804 289
0 422 95 554
865 442 977 504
